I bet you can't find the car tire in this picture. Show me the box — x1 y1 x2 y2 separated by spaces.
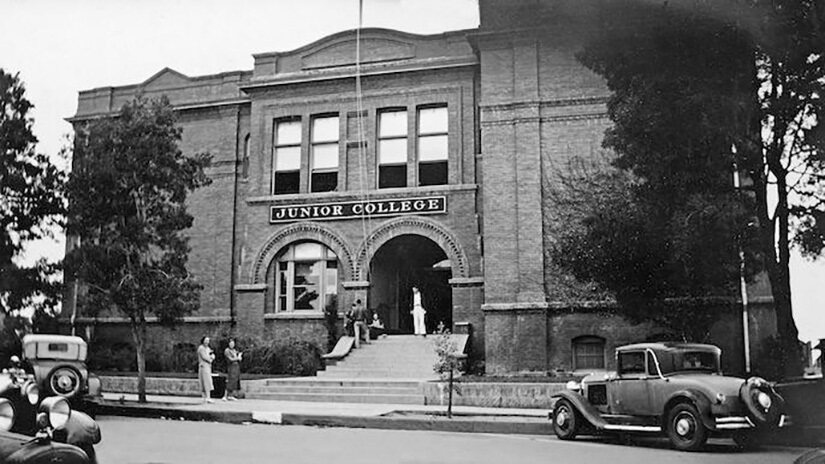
552 399 581 440
732 431 761 451
47 365 82 398
666 403 708 451
740 381 783 427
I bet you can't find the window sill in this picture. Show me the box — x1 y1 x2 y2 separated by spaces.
264 312 327 320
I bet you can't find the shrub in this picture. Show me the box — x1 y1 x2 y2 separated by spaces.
87 341 136 372
239 337 322 376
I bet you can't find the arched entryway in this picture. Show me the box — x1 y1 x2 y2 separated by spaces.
368 234 452 334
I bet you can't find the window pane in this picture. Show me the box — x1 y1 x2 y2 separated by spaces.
275 146 301 171
418 135 448 161
380 110 407 137
311 171 338 193
274 171 299 194
419 107 447 134
419 161 447 186
380 164 407 189
619 352 646 374
379 139 407 164
312 143 339 170
312 116 339 142
277 121 301 145
294 242 323 260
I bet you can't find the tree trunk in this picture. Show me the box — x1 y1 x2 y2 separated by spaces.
131 321 147 403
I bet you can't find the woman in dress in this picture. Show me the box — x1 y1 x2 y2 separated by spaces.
411 287 427 336
197 336 215 403
223 338 242 400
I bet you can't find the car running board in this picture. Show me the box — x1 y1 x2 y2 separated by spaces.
602 424 662 433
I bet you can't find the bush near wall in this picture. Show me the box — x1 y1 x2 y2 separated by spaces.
87 336 323 376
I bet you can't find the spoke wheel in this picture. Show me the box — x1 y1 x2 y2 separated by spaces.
666 403 708 451
552 399 581 440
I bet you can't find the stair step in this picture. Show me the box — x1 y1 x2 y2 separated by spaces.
248 385 420 395
260 379 422 388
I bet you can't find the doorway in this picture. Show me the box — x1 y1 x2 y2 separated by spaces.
368 234 452 334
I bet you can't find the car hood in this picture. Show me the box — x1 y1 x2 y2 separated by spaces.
667 374 745 396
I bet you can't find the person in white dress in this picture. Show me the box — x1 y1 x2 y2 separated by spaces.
411 286 427 336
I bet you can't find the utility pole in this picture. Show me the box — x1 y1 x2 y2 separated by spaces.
733 164 751 374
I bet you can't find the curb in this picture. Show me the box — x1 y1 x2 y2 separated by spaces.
95 401 551 435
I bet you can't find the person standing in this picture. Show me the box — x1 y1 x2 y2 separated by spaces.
353 299 370 348
223 338 242 401
411 287 427 336
197 336 215 403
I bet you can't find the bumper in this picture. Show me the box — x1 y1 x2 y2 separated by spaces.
714 414 793 430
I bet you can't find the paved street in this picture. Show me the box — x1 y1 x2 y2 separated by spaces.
96 416 809 464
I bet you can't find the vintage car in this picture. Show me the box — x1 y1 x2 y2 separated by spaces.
551 342 791 451
0 396 91 463
21 335 102 411
2 353 101 463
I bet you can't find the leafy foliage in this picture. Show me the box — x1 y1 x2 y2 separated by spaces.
65 95 211 400
551 3 823 362
433 322 464 417
0 69 65 320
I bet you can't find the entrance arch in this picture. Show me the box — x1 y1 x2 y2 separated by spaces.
354 216 470 334
369 235 452 334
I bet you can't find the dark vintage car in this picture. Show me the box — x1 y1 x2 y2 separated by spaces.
3 340 103 462
21 335 102 412
551 342 791 451
0 395 91 463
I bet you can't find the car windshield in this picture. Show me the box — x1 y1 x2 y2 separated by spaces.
669 351 718 373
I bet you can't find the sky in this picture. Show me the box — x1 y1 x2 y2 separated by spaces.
1 0 823 345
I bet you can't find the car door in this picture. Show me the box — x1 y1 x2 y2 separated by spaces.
610 350 654 416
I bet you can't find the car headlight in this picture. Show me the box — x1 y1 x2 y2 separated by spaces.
757 391 772 410
24 380 39 405
38 396 71 430
0 398 14 431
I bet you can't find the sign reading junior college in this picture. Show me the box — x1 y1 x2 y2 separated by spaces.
270 196 447 223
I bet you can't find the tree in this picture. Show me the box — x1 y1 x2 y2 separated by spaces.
0 69 65 332
559 1 823 376
547 13 758 341
65 96 211 402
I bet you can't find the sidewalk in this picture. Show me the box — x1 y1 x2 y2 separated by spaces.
96 392 553 435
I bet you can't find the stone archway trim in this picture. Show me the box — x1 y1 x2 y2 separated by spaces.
354 215 470 281
251 222 355 284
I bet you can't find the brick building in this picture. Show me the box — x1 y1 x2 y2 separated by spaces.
66 0 777 375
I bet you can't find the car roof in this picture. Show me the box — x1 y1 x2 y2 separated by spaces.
617 342 721 354
21 334 87 346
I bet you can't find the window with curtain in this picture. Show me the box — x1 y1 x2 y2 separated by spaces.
378 109 407 189
273 119 301 194
268 242 339 313
417 106 448 186
311 115 339 193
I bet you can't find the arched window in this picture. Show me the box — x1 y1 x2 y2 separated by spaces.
267 241 338 313
572 335 606 370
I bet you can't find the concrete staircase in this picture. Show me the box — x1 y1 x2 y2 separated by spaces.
244 335 439 405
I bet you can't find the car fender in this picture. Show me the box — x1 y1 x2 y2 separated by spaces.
663 389 715 430
553 390 608 429
64 410 101 446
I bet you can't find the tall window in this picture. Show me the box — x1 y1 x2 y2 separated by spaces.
241 134 250 179
417 106 448 186
273 119 300 194
378 109 407 189
270 242 338 313
573 336 606 370
311 115 339 192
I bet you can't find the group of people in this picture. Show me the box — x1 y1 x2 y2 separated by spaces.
346 286 429 347
196 287 429 400
196 336 242 404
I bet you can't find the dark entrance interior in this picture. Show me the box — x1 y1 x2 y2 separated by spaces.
368 235 452 334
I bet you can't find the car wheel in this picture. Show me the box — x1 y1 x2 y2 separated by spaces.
666 403 708 451
48 366 82 398
740 380 783 427
732 431 760 451
552 399 581 440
